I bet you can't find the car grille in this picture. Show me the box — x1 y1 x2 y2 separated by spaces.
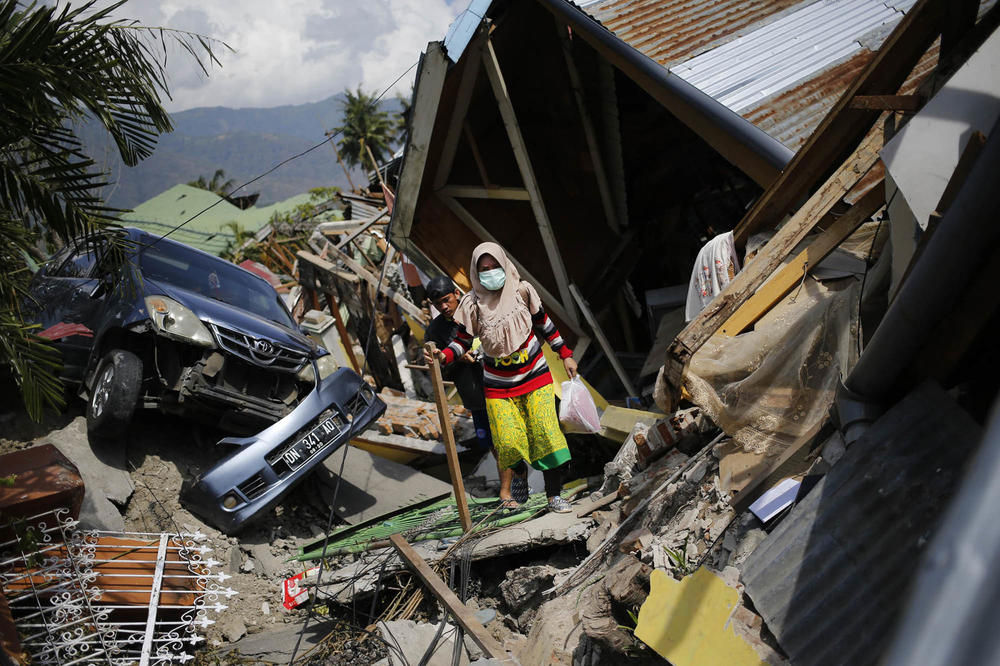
346 383 375 417
210 323 309 373
238 473 269 500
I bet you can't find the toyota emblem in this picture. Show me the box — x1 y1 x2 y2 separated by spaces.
252 338 275 356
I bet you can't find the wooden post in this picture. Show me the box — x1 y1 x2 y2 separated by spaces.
326 131 357 192
389 533 507 659
424 341 473 533
569 284 638 397
556 21 620 233
483 38 579 327
323 290 363 375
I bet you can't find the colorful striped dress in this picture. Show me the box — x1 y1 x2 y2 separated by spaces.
441 305 573 470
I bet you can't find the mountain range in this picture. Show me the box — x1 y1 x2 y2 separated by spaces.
82 93 403 210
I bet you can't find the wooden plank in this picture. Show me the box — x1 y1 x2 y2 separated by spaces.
389 533 509 660
301 248 427 323
732 0 949 245
297 250 360 285
323 290 362 375
663 129 884 406
463 121 493 188
556 21 620 233
433 33 486 189
598 60 629 230
483 38 579 326
576 488 620 518
393 42 449 239
424 341 472 533
569 283 638 396
438 194 584 337
720 179 886 336
599 405 661 434
848 94 923 111
438 184 530 200
731 421 827 515
336 212 389 250
352 431 452 456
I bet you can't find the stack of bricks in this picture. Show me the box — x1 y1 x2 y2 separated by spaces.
374 390 472 440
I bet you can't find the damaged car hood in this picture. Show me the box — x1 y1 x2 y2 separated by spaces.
145 279 319 356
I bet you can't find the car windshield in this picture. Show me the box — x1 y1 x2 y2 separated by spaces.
138 240 293 327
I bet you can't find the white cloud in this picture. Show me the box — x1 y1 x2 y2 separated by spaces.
84 0 464 111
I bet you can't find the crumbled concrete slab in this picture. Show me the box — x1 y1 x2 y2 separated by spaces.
43 416 133 504
229 621 332 662
378 619 471 666
40 417 133 531
318 509 595 603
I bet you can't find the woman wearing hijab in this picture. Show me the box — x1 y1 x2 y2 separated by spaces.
424 242 577 513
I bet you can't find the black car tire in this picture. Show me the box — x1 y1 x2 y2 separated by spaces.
87 349 142 437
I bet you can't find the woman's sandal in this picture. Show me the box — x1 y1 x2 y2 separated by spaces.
499 498 521 511
510 473 529 504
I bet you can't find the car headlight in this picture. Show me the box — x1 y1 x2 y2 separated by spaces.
296 354 338 383
145 295 214 347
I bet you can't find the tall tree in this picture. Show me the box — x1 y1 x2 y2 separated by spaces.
333 86 395 172
0 0 227 418
188 168 235 196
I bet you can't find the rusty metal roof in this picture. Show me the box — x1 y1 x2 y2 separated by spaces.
582 0 939 149
586 0 806 70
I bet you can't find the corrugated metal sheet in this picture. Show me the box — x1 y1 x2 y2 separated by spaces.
580 0 961 150
672 0 915 112
586 0 806 69
741 382 982 666
742 39 940 151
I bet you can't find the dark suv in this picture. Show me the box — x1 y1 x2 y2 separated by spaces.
26 228 385 532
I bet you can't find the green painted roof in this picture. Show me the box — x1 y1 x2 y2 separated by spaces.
120 184 341 255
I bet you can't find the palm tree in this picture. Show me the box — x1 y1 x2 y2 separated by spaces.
188 168 235 196
393 88 413 148
0 0 227 419
332 86 396 173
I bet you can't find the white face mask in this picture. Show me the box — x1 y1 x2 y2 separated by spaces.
478 268 506 291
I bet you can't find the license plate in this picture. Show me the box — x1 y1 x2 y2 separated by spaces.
277 414 344 471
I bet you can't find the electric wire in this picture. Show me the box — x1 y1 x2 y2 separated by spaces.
141 58 418 251
288 61 419 664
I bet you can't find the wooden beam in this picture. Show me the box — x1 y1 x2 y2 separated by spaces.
732 0 950 245
389 533 508 659
439 185 530 201
336 211 389 250
433 32 486 189
663 128 884 407
424 341 473 533
731 421 828 515
298 249 427 324
483 38 579 325
598 60 629 230
463 121 493 188
570 283 638 397
576 488 620 518
848 94 923 111
323 290 363 375
393 42 448 239
556 21 620 233
721 179 886 336
438 194 583 337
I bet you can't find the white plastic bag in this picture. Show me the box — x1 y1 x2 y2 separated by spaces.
559 377 601 434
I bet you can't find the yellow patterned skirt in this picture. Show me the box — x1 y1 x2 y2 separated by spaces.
485 383 571 471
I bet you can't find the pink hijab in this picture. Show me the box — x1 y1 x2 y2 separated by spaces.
455 242 542 358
